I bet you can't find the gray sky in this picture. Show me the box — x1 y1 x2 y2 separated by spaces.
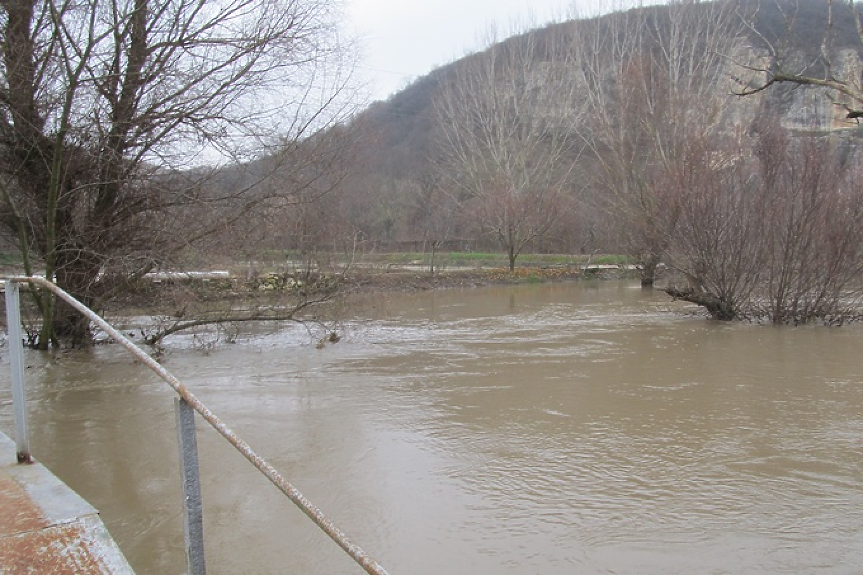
346 0 651 102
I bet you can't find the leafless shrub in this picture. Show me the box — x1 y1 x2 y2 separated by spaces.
754 125 863 323
665 122 863 323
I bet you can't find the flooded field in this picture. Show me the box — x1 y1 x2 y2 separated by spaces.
1 280 862 574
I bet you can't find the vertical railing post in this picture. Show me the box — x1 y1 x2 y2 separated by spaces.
4 277 389 575
176 397 206 575
4 280 31 463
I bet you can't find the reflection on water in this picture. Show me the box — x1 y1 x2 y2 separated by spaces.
2 280 863 574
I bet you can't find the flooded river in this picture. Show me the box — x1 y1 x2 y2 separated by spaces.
2 280 863 574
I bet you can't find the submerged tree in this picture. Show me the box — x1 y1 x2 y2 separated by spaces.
573 1 748 285
665 122 863 324
0 0 355 346
662 130 769 320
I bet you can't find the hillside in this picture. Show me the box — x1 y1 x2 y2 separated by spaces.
351 0 861 184
211 0 863 270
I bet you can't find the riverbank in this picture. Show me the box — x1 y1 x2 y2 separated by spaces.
340 265 622 294
0 264 640 343
107 264 638 318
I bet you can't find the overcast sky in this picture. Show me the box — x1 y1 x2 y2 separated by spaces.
346 0 653 102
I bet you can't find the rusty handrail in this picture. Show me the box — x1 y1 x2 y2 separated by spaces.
4 276 389 575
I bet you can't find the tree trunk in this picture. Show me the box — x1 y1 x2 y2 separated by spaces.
52 299 92 346
664 285 737 321
428 240 437 276
50 254 103 346
639 254 661 287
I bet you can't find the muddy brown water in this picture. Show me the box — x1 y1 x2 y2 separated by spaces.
1 280 862 574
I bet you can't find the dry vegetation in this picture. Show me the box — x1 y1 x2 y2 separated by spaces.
4 0 863 346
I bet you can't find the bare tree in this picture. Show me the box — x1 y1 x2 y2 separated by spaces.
0 0 355 346
404 174 459 275
665 121 863 323
663 129 768 320
753 123 863 323
573 1 748 284
433 23 581 271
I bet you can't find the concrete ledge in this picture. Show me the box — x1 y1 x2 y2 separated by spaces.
0 431 134 574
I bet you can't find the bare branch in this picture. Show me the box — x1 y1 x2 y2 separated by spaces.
735 0 863 117
0 0 357 345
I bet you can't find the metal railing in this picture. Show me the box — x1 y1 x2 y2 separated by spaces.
3 276 390 575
